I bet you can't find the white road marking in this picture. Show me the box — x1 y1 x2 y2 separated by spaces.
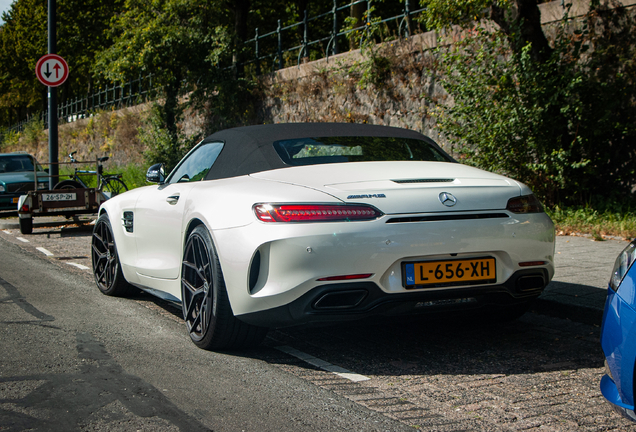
2 230 11 234
16 237 29 243
36 247 54 256
276 345 370 382
67 262 90 270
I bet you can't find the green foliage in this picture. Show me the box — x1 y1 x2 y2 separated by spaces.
547 200 636 240
114 163 149 189
340 1 396 91
431 6 636 205
0 115 45 152
0 129 20 151
94 0 231 88
0 0 124 126
21 116 46 148
418 0 509 30
138 103 185 172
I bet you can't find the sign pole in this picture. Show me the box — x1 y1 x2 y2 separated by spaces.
48 0 58 189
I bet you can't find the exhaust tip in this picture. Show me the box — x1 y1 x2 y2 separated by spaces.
313 290 368 310
516 275 545 292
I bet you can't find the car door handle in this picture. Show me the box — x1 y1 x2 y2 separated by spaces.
166 195 180 205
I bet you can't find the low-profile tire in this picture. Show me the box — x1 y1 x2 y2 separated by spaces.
53 180 83 189
19 217 33 235
181 225 268 350
91 213 134 297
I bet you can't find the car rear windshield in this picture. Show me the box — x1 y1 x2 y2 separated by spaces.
273 136 452 166
0 155 42 173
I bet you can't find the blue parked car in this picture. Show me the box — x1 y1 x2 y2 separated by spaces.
0 152 48 211
601 239 636 422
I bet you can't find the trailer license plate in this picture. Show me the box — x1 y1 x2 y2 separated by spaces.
403 257 496 288
42 192 77 202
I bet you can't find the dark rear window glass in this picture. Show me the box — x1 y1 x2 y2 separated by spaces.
0 155 42 173
273 136 452 166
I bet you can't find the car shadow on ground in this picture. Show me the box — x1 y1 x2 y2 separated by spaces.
239 310 604 379
123 285 605 379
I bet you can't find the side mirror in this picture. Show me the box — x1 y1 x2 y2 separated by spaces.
146 163 166 184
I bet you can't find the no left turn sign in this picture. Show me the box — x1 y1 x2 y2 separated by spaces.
35 54 69 87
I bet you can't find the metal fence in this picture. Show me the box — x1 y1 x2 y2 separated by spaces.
1 0 425 139
1 74 160 138
242 0 425 74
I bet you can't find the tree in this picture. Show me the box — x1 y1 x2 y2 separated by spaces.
420 0 551 63
424 1 636 204
94 0 233 166
0 0 123 127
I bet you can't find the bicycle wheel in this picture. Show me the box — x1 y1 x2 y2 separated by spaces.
54 180 83 190
102 177 128 197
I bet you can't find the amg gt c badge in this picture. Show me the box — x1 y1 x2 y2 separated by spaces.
439 192 457 207
347 194 386 199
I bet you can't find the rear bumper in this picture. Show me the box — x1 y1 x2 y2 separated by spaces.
237 268 548 328
0 193 20 211
216 211 555 317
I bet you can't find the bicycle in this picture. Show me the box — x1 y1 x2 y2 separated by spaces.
54 151 129 198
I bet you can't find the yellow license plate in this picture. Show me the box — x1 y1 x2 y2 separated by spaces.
12 197 18 203
403 257 496 288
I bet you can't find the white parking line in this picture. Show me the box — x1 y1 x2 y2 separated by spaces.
2 230 11 234
16 237 29 243
276 345 370 382
67 262 90 270
36 247 54 256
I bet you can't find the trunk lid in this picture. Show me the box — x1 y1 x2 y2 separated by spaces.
250 161 523 214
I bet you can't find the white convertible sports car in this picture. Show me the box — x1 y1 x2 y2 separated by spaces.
92 123 555 350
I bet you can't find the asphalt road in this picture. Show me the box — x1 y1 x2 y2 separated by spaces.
1 218 635 431
0 235 411 431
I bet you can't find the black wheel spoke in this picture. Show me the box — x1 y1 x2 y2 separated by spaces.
182 232 214 343
91 217 119 291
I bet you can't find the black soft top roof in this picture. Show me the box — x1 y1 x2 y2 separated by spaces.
202 123 446 181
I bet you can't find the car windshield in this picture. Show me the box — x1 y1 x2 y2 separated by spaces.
273 136 452 166
0 155 43 173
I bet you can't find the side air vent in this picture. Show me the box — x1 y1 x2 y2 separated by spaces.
248 250 261 293
387 213 509 224
392 178 455 184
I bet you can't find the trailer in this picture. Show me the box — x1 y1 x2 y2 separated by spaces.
17 188 106 234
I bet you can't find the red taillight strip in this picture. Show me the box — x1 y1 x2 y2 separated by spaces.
519 261 547 267
254 204 383 223
317 273 373 281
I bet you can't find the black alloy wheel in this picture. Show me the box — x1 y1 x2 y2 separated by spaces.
181 225 267 350
91 213 133 296
182 227 215 345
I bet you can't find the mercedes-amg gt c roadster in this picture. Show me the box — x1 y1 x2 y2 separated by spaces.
91 123 555 350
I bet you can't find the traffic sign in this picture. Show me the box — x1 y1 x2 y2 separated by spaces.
35 54 69 87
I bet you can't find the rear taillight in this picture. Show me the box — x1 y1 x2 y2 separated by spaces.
506 194 543 214
254 203 383 223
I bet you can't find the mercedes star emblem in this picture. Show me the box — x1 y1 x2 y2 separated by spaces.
439 192 457 207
